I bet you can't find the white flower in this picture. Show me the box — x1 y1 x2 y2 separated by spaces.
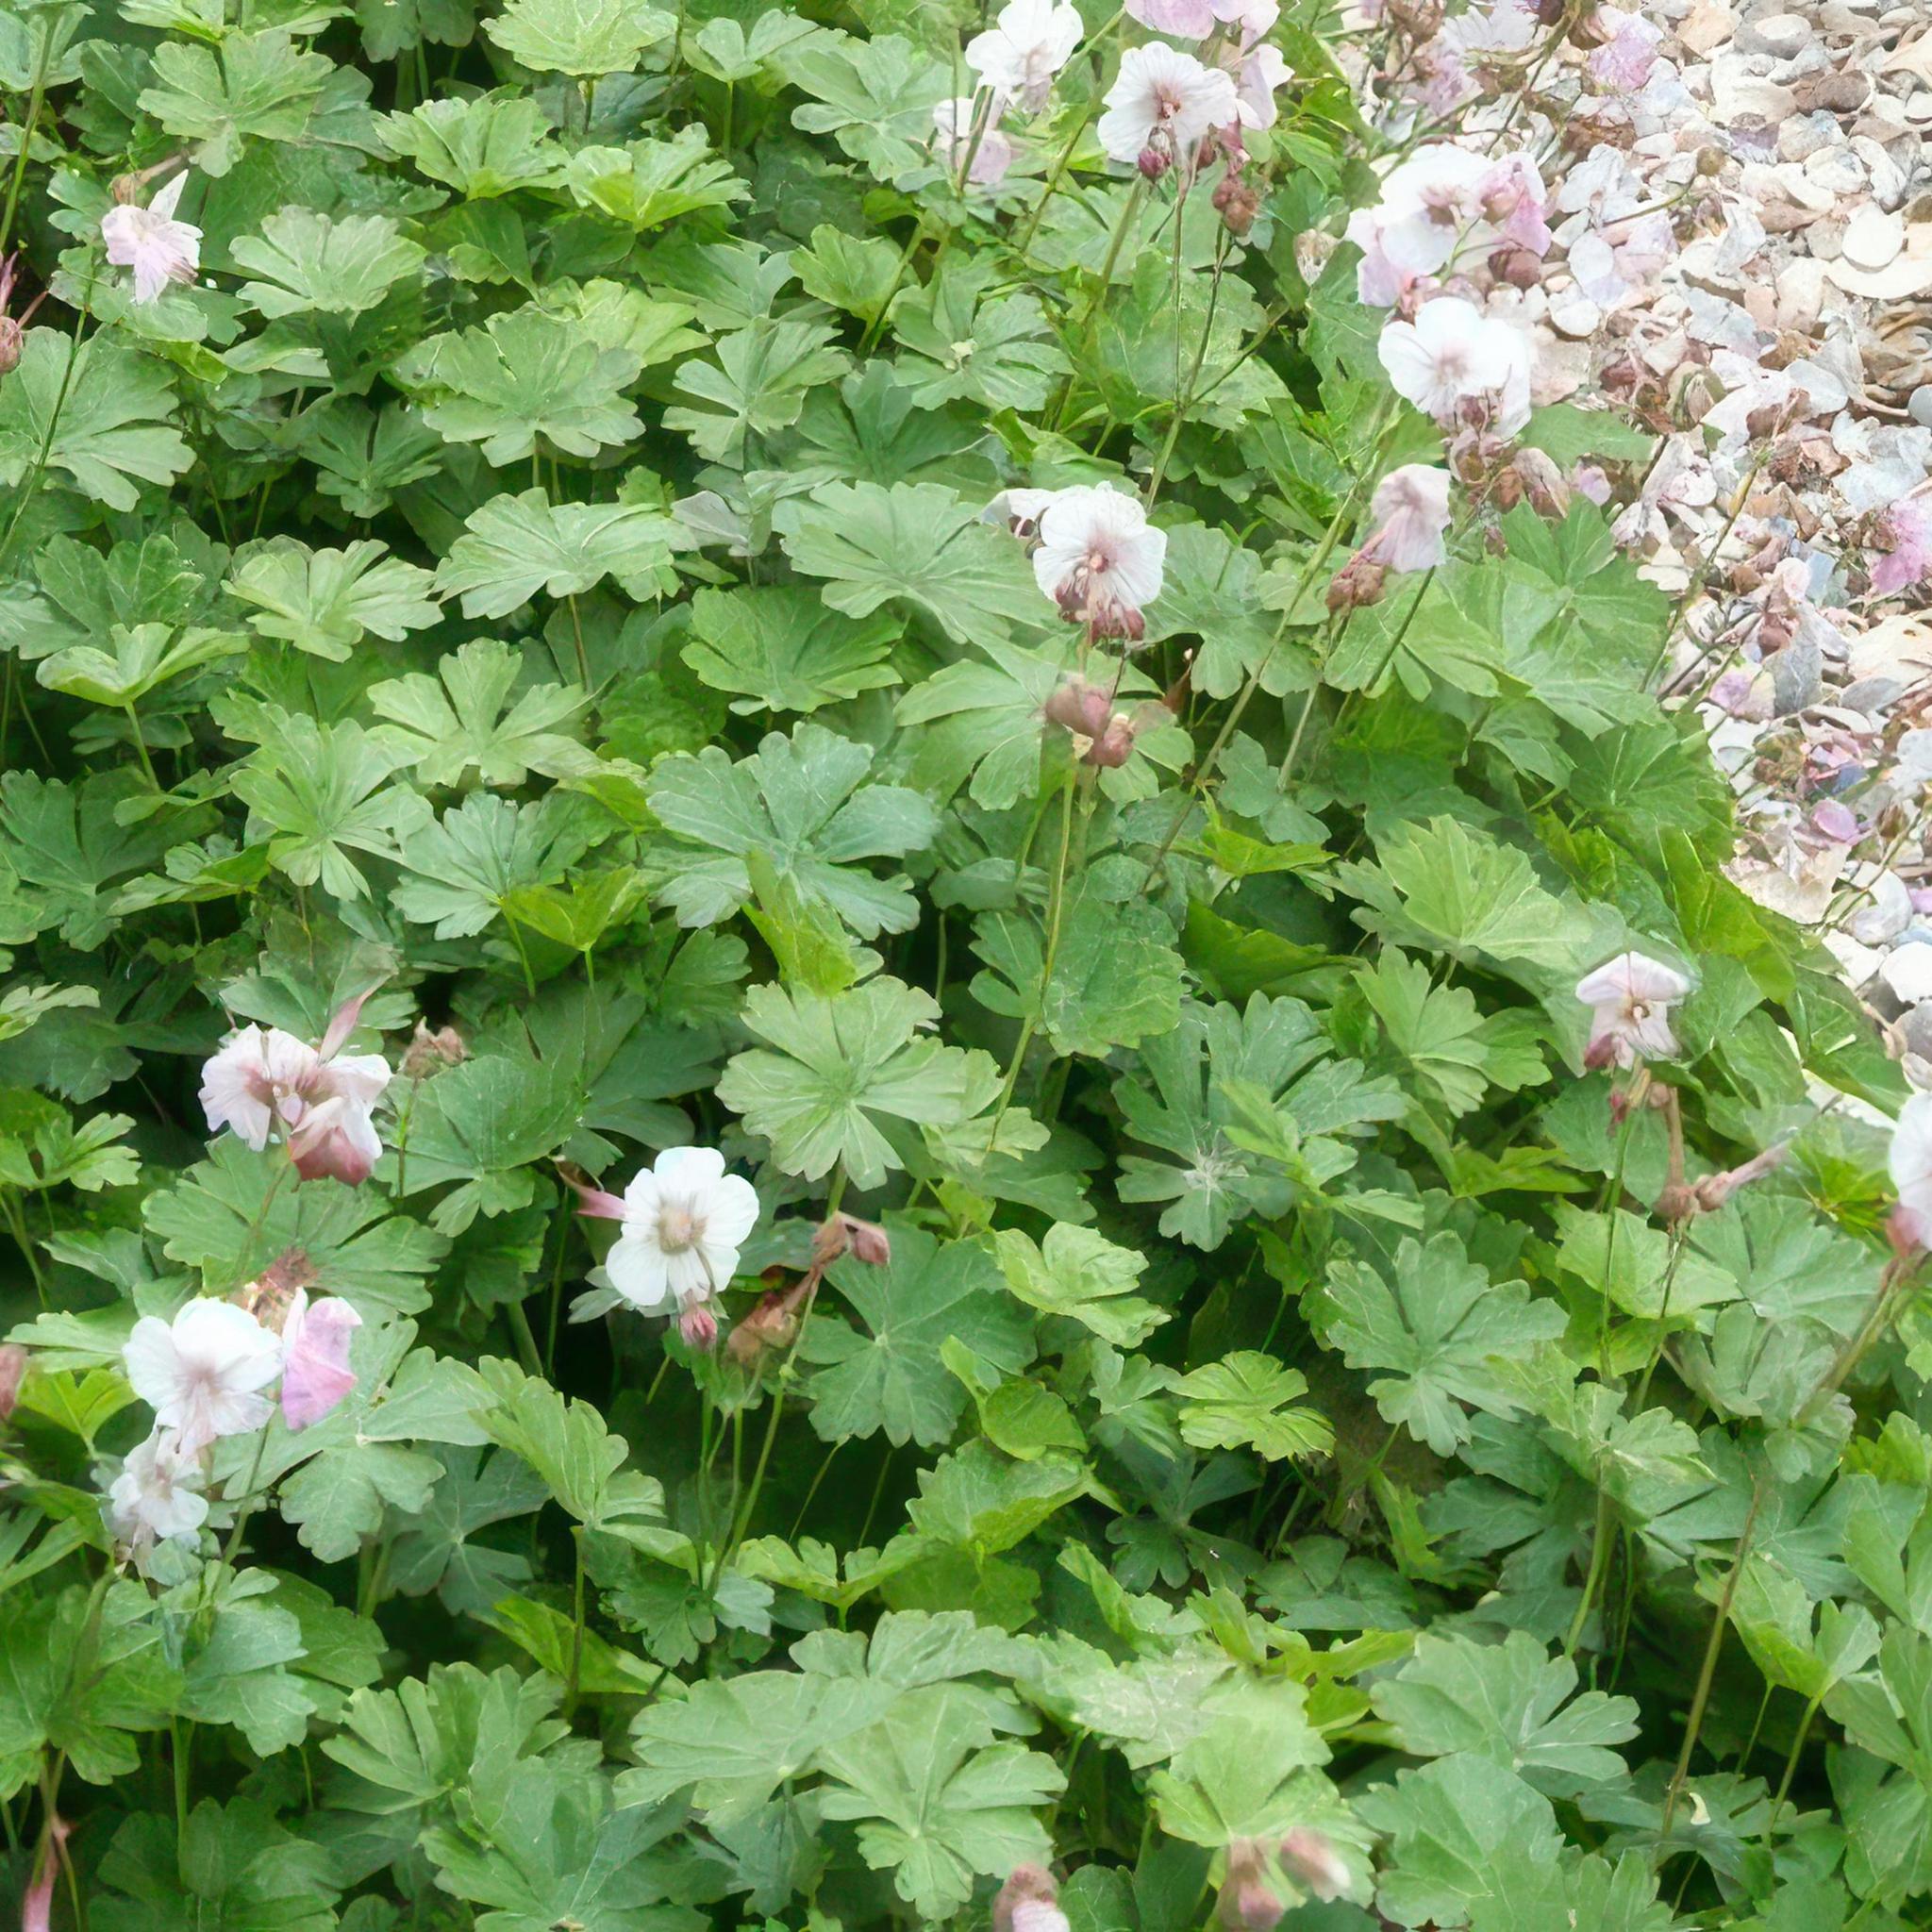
1346 145 1495 279
1368 465 1452 573
108 1427 208 1547
100 171 201 305
1235 43 1291 128
1030 483 1168 640
1212 0 1278 43
1574 951 1691 1070
124 1299 283 1455
607 1146 759 1314
933 98 1016 186
1377 296 1532 434
1098 44 1239 174
1009 1905 1071 1932
966 0 1082 109
1890 1094 1932 1248
199 1012 392 1186
1124 0 1216 37
983 487 1058 534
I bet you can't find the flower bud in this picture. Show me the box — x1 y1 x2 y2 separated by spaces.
1324 551 1386 613
0 318 20 378
1212 168 1260 238
1491 245 1542 289
679 1303 720 1352
726 1288 801 1363
1278 1828 1349 1903
1138 145 1172 182
811 1211 891 1270
1218 1841 1285 1930
994 1867 1066 1932
1086 716 1138 767
1043 676 1116 741
0 1342 25 1422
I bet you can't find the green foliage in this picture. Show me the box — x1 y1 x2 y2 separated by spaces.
0 8 1903 1932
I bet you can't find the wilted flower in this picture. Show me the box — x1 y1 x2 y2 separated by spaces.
199 994 393 1186
400 1021 467 1080
1325 551 1387 612
1277 1827 1350 1902
1377 297 1532 435
1574 951 1691 1070
1124 0 1217 37
1871 499 1932 598
108 1426 209 1546
933 97 1016 186
1098 44 1239 176
1890 1094 1932 1250
125 1299 283 1455
100 168 201 304
1031 482 1168 640
1367 465 1453 572
966 0 1082 109
279 1289 362 1431
595 1146 760 1315
0 1341 25 1422
993 1866 1069 1932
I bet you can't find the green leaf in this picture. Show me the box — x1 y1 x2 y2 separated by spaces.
971 869 1185 1059
421 1761 712 1931
815 1685 1062 1918
565 127 745 228
624 1670 894 1824
1359 950 1548 1117
718 976 1003 1188
666 318 847 465
1313 1231 1566 1456
380 92 567 196
1372 1631 1639 1796
684 586 901 715
646 723 937 937
0 330 192 512
399 305 646 463
435 490 677 619
1147 1678 1335 1846
36 621 244 707
1336 817 1592 974
483 0 674 73
1174 1353 1333 1461
370 639 591 787
0 1088 139 1191
890 260 1068 414
474 1355 664 1534
144 1138 448 1311
228 538 441 659
776 30 948 182
776 481 1045 644
233 208 426 317
137 30 333 174
97 1799 341 1932
992 1223 1165 1347
800 1220 1033 1446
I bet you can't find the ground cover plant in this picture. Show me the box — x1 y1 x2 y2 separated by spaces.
3 0 1932 1923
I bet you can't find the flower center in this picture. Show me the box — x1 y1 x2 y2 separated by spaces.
658 1203 703 1254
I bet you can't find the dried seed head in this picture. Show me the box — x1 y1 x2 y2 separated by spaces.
1324 551 1386 613
0 318 20 378
811 1211 891 1270
401 1022 467 1080
725 1289 802 1364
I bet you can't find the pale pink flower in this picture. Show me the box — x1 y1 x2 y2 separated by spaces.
1367 465 1452 573
1575 951 1691 1070
1377 297 1532 434
933 98 1016 185
1235 43 1291 128
124 1299 283 1455
107 1427 209 1546
1098 44 1239 175
1587 8 1661 91
994 1868 1068 1932
1872 499 1932 598
1279 1827 1350 1903
1481 153 1550 255
279 1289 362 1431
603 1146 759 1314
1347 146 1495 279
199 995 392 1186
1031 483 1168 640
100 170 201 304
966 0 1082 108
1124 0 1216 37
1212 0 1279 43
1890 1094 1932 1249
